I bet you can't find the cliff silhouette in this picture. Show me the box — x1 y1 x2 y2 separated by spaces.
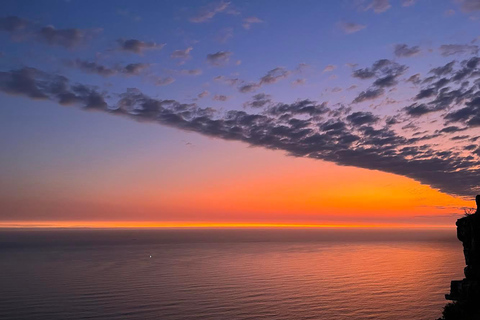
438 195 480 320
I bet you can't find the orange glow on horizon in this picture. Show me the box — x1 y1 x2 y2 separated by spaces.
0 220 454 229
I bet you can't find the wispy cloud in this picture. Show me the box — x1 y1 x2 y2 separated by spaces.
117 38 165 54
68 59 149 77
439 44 479 56
242 16 263 30
190 1 231 23
206 51 233 66
339 21 366 34
365 0 391 13
394 44 421 57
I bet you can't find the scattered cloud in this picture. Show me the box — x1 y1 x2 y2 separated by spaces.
38 26 101 48
214 75 241 86
323 65 337 72
0 16 28 33
206 51 232 66
153 77 175 86
353 88 385 103
243 93 272 108
394 44 421 57
352 59 407 103
292 78 306 86
0 16 100 48
117 38 165 54
190 1 231 23
439 44 479 56
68 59 149 77
401 0 417 7
339 21 366 34
242 16 263 30
237 67 291 93
179 69 202 76
458 0 480 13
171 47 193 61
260 67 290 84
213 94 229 101
366 0 391 13
238 83 261 93
198 90 209 98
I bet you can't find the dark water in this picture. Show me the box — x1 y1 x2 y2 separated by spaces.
0 229 464 320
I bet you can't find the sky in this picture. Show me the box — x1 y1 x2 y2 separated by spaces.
1 0 480 228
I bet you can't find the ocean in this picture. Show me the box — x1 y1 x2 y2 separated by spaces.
0 228 464 320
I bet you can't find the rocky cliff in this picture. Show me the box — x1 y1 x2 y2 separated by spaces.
439 195 480 320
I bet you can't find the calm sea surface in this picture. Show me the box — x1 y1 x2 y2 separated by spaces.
0 229 465 320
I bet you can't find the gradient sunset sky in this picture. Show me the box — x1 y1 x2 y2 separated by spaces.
1 0 480 228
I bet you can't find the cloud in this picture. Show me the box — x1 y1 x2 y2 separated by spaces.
68 59 149 77
0 16 28 33
1 66 480 197
346 111 379 126
259 67 290 85
403 103 440 117
69 59 117 77
353 88 385 103
206 51 232 66
438 126 467 134
0 16 100 48
179 69 202 76
38 26 100 48
292 78 306 86
0 67 107 108
117 39 165 54
402 0 417 7
153 77 175 86
242 17 263 30
237 67 291 93
439 44 479 56
394 44 421 57
429 61 455 76
243 93 272 108
323 65 337 72
198 90 209 99
238 83 261 93
406 73 421 84
339 21 366 34
0 67 50 99
214 75 241 86
213 94 229 101
393 56 480 131
190 1 231 23
171 47 193 60
122 63 149 75
352 59 407 102
459 0 480 12
366 0 391 13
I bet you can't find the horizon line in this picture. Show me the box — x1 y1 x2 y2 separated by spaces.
0 221 454 230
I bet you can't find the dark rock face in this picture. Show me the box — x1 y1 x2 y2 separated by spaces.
439 195 480 320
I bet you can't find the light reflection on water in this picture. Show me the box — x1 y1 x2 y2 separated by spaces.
0 229 465 320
